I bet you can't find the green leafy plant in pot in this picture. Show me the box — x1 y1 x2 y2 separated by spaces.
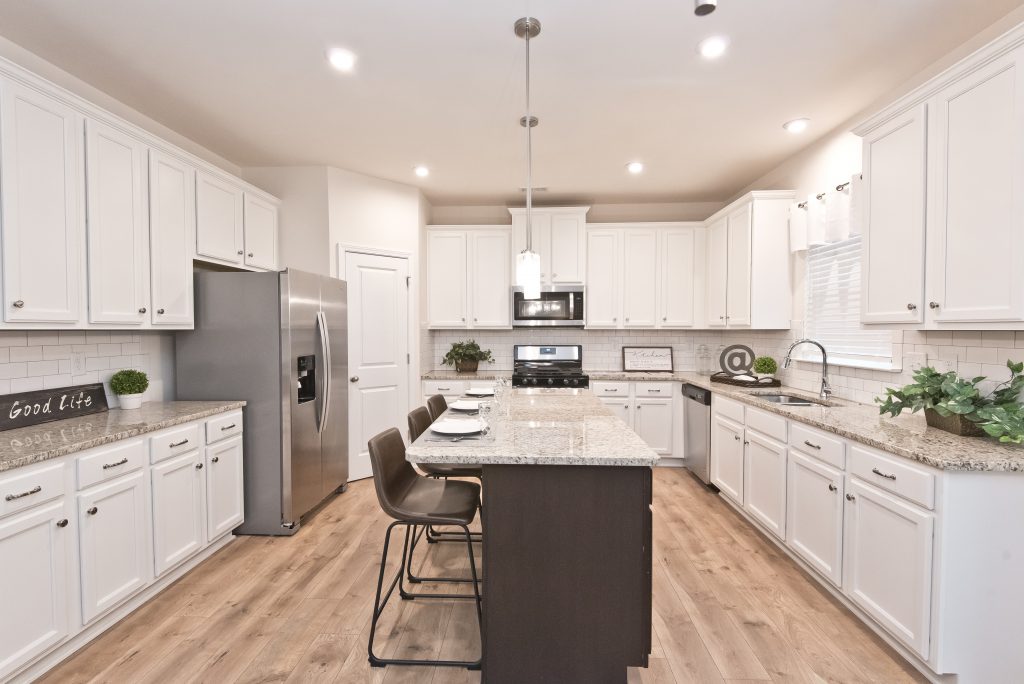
752 356 778 379
110 369 149 410
876 361 1024 442
442 340 494 373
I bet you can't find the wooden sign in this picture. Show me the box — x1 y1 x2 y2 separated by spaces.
622 347 674 372
0 383 109 432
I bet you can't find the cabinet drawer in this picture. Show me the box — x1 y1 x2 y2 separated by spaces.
77 439 145 489
423 380 468 396
151 423 201 464
745 407 786 442
634 382 673 398
789 422 845 470
592 381 630 397
0 462 64 519
712 394 744 423
206 410 243 445
849 445 935 510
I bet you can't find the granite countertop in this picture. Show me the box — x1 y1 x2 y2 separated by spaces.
0 401 246 474
407 388 659 467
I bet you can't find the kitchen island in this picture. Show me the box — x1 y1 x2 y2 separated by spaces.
407 387 659 684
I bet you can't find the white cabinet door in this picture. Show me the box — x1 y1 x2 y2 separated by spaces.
0 77 84 324
512 212 552 283
586 229 622 328
427 231 468 327
622 229 659 328
927 50 1024 324
634 398 673 455
861 104 927 324
706 217 728 328
148 150 195 326
85 120 149 325
725 204 752 327
660 228 696 327
599 397 633 428
0 501 71 681
78 471 149 624
787 451 844 587
549 213 585 284
206 436 244 541
151 449 205 577
470 231 511 328
844 478 934 659
195 169 244 264
243 193 278 270
711 413 744 504
743 429 787 540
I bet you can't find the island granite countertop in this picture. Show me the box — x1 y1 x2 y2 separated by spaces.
0 400 246 474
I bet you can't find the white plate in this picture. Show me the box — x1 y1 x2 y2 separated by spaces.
449 400 482 412
431 419 484 436
465 387 495 397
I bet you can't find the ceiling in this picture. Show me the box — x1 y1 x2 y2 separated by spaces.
0 1 1019 205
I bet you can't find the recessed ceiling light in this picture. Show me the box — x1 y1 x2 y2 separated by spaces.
413 165 430 178
327 47 356 73
698 36 729 60
783 118 811 134
626 161 644 175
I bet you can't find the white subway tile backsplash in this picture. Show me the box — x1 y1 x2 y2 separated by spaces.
10 377 43 392
26 360 60 376
9 346 42 363
966 347 997 364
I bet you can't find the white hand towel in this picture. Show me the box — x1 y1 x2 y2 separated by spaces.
849 173 863 237
789 203 808 253
806 194 827 246
825 184 852 242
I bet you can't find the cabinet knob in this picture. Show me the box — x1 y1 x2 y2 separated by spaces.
828 483 837 492
625 318 630 322
195 462 204 470
248 252 254 258
719 315 725 320
56 518 69 528
552 273 557 278
474 317 478 322
734 435 741 441
906 303 917 311
86 506 98 515
929 301 940 309
12 300 24 308
637 405 642 410
845 493 856 502
461 317 466 322
237 249 244 255
662 317 667 321
350 376 360 383
157 308 165 315
211 456 220 463
138 307 147 314
612 317 617 322
623 404 629 409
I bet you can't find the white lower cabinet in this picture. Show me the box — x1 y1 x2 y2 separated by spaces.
710 412 744 504
592 381 675 455
634 398 673 455
599 397 633 427
205 436 244 541
786 450 844 586
77 471 149 624
151 450 205 577
743 429 787 540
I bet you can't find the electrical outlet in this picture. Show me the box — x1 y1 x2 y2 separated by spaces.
72 351 87 374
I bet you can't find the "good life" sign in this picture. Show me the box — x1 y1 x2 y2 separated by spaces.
0 383 109 431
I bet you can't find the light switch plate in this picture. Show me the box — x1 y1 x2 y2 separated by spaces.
72 351 87 374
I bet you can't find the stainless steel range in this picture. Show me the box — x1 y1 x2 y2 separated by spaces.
512 344 590 388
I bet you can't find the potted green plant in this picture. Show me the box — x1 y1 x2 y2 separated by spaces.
442 340 494 373
110 369 149 410
876 361 1024 442
752 356 778 380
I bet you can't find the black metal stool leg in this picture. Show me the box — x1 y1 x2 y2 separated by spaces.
407 522 482 585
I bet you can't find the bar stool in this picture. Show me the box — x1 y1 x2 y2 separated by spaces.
366 428 482 670
426 393 448 421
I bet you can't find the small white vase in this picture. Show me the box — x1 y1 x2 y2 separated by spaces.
118 393 144 410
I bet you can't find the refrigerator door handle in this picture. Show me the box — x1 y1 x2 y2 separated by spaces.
316 311 332 434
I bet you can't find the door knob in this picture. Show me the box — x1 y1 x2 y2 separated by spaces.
350 376 359 383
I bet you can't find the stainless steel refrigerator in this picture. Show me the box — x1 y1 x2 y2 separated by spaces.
175 269 348 535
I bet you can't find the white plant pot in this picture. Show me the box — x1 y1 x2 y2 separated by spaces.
118 393 144 410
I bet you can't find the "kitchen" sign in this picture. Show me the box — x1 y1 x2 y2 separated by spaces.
0 383 108 432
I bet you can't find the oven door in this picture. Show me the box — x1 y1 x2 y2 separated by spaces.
512 287 585 327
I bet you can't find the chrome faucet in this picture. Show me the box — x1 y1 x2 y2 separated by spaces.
784 339 832 401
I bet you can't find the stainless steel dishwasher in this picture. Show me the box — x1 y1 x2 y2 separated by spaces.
682 383 714 486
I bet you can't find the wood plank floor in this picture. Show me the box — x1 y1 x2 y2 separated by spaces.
40 468 925 683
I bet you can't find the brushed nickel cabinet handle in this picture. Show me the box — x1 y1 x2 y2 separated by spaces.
87 506 98 515
871 467 897 481
12 300 24 308
56 519 68 528
606 388 618 392
102 457 129 470
220 423 236 431
5 485 41 501
169 439 190 448
803 440 821 450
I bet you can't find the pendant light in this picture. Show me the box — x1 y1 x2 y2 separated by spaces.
514 16 542 300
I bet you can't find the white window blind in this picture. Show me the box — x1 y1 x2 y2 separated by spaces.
803 235 895 369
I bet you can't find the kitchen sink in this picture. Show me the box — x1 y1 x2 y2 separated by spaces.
755 393 820 407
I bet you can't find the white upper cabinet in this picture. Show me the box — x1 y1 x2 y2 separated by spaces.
195 169 245 265
725 204 752 327
243 192 278 271
861 105 927 324
426 227 510 329
469 230 511 328
660 227 698 327
427 231 468 327
926 49 1024 324
85 120 150 325
0 77 85 324
622 230 659 327
585 229 622 328
510 207 588 285
148 150 195 327
706 217 728 327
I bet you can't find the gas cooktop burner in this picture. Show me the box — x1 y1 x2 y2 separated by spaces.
512 344 589 388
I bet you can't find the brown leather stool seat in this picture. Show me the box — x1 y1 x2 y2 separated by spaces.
407 406 483 479
426 393 448 421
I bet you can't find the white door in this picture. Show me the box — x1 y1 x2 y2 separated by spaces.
85 119 150 325
844 478 934 659
243 193 278 270
0 501 71 681
743 429 787 540
78 471 149 624
927 50 1024 324
660 228 696 327
710 413 744 504
861 104 927 324
549 213 585 284
152 450 205 577
585 229 621 328
787 450 844 587
622 229 659 327
148 150 195 326
725 205 752 327
0 77 84 324
470 230 511 328
706 218 728 327
206 436 244 541
346 251 410 481
634 398 673 455
195 169 244 264
599 397 633 428
427 231 468 328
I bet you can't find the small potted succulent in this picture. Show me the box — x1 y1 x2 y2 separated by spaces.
752 356 779 380
110 369 149 410
442 340 494 373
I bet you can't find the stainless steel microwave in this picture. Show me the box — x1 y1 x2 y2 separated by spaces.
512 286 585 327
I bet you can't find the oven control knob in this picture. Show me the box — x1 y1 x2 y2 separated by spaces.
547 378 554 386
563 378 570 386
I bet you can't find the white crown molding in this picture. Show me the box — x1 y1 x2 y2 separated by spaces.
704 190 796 224
507 206 591 215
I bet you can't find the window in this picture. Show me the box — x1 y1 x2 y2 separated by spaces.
803 235 896 369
